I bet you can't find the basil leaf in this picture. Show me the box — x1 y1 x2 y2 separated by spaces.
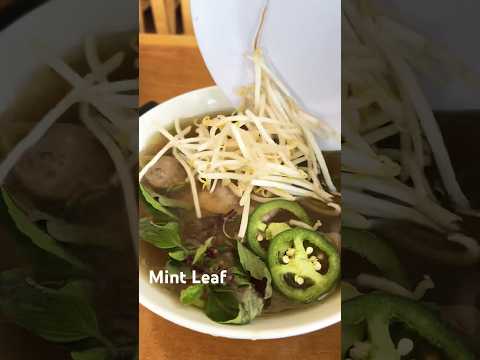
71 348 110 360
1 189 89 271
192 236 214 265
205 287 239 323
223 286 264 325
0 278 101 343
140 184 177 219
139 218 182 249
180 284 205 307
237 241 272 299
168 249 187 261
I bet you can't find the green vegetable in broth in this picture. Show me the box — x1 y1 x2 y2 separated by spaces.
237 241 272 299
1 189 90 272
139 219 183 250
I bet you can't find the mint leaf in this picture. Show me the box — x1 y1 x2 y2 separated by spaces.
205 287 239 323
205 286 263 325
1 189 89 271
139 218 182 249
71 348 110 360
237 241 272 299
180 284 205 307
231 266 251 287
223 286 264 325
192 237 214 265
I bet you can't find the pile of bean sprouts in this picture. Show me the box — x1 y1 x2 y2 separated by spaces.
342 0 480 264
139 48 340 238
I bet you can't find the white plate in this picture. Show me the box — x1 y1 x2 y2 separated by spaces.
190 0 341 150
139 86 341 340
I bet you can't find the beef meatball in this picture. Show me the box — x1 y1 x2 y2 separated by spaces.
144 155 186 190
198 185 239 214
14 123 112 200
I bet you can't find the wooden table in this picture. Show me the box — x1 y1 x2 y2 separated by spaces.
139 33 341 360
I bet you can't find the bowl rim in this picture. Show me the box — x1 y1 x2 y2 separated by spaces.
139 86 341 340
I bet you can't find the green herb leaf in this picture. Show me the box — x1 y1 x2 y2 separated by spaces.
205 286 263 325
147 185 191 209
223 286 264 325
46 220 121 249
0 276 101 343
205 287 239 323
237 241 272 299
168 249 188 261
71 348 110 360
139 184 177 219
192 237 214 265
1 189 89 271
139 218 182 249
58 280 94 304
230 266 251 287
180 284 205 308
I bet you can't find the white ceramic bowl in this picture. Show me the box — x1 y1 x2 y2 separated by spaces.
139 86 341 340
0 0 135 113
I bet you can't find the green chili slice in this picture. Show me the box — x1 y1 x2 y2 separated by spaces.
343 293 474 360
268 228 340 303
247 200 311 258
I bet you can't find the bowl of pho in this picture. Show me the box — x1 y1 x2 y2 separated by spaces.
139 46 341 339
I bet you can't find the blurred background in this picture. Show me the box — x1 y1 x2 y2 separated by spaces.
139 0 193 35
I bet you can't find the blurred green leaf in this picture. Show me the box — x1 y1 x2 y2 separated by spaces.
1 189 89 271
